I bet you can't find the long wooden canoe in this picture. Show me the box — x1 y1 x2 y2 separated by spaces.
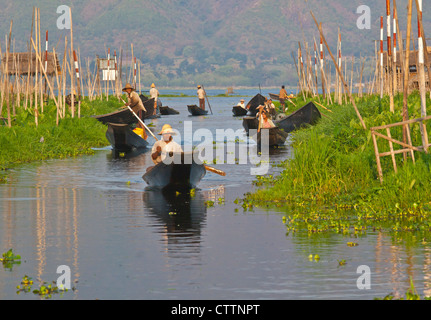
232 106 248 117
246 93 267 116
274 102 321 133
242 116 259 135
94 98 158 124
188 105 208 116
106 123 149 152
143 153 207 192
160 106 180 115
255 127 289 147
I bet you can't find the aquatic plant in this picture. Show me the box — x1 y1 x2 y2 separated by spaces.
1 249 21 270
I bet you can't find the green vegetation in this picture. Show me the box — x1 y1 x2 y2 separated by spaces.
241 92 431 241
1 249 21 270
0 96 121 178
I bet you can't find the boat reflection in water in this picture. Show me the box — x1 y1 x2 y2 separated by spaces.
143 189 207 258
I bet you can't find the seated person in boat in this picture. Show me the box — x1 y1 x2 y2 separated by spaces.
123 83 148 139
237 99 246 109
257 107 276 132
151 124 183 165
265 99 276 116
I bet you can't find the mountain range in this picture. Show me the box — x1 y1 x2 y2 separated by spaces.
0 0 429 87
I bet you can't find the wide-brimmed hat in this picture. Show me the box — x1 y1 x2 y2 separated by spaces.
240 99 245 102
122 83 135 92
158 124 176 135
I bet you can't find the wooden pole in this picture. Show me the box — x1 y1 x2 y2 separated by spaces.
73 50 81 118
387 0 395 112
402 0 414 157
310 10 366 130
69 6 75 117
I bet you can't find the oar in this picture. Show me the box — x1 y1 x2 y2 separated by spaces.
204 165 226 176
120 98 157 140
202 85 213 115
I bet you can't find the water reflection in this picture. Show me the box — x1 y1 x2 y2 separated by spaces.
143 189 207 260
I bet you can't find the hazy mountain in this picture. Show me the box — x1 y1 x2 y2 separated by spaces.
0 0 429 87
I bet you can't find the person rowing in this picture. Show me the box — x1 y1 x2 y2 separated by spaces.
151 124 183 165
123 83 148 139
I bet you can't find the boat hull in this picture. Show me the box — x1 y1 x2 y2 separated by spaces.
106 123 149 152
160 106 180 115
274 102 321 133
188 105 208 116
232 106 248 117
143 153 206 192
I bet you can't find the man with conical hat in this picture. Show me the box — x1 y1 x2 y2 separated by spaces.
149 83 160 116
197 85 205 111
123 83 147 137
151 124 183 165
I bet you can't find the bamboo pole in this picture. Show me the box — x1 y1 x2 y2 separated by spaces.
69 6 75 117
387 0 394 112
414 0 431 96
403 0 413 143
310 10 366 130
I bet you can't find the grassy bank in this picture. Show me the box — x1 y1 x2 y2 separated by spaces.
0 96 123 180
242 92 431 239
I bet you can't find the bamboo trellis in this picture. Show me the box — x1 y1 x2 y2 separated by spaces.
371 115 431 182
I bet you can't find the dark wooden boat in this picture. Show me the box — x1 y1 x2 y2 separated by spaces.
255 127 289 147
232 105 248 117
245 93 267 116
242 116 259 135
94 98 158 125
269 93 280 100
160 106 180 115
274 101 321 134
188 105 208 116
143 152 206 192
106 123 149 152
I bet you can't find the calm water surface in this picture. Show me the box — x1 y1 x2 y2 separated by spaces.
1 90 431 300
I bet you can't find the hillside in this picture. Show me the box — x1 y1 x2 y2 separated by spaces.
0 0 429 87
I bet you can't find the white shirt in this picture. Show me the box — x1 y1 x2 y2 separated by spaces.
150 88 159 101
237 102 246 109
197 88 205 99
152 139 183 164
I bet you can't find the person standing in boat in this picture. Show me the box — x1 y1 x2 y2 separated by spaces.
279 85 288 112
151 124 183 165
266 99 276 117
123 83 147 139
197 85 206 110
150 83 160 116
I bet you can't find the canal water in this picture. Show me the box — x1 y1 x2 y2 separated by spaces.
1 89 431 300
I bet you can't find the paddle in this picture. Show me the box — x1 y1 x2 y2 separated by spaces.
201 85 213 115
120 97 158 140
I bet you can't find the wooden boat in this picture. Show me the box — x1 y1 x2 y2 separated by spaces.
143 152 207 192
232 105 248 117
255 127 289 147
242 116 259 135
245 93 267 116
94 98 158 125
269 93 280 100
160 106 180 115
106 123 149 152
188 105 208 116
274 101 321 134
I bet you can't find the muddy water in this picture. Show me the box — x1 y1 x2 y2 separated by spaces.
1 92 431 300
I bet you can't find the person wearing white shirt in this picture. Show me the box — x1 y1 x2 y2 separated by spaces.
150 83 159 115
151 124 183 165
237 99 246 109
197 85 205 110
